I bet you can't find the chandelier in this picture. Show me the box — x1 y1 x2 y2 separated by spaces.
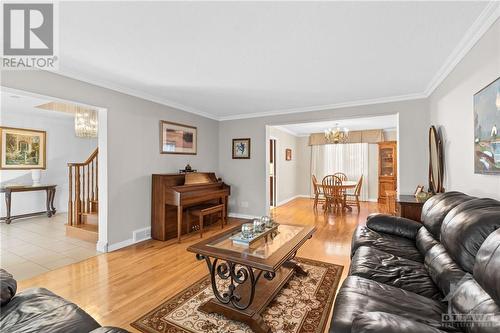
324 123 349 144
75 107 98 138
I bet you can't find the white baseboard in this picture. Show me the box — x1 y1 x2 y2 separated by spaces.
107 238 134 252
96 240 108 253
277 194 310 207
106 226 152 252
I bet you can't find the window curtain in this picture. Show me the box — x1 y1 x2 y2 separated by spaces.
311 143 369 201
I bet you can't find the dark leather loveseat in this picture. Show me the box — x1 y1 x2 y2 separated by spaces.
0 269 129 333
329 191 500 333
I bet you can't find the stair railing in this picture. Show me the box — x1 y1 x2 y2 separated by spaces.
67 148 98 226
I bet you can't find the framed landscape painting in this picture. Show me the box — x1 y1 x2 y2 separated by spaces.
474 77 500 174
0 127 46 169
232 138 251 159
160 121 197 155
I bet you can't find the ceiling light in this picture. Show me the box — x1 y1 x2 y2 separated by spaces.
325 123 349 144
75 107 98 138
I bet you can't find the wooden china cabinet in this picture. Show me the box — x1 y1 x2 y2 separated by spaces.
378 141 397 204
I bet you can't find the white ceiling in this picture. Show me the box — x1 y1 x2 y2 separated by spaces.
57 1 497 120
1 91 69 118
274 114 398 136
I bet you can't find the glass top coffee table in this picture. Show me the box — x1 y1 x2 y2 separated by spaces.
187 223 316 333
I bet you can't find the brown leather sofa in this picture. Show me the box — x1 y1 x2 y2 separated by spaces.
329 191 500 333
0 269 129 333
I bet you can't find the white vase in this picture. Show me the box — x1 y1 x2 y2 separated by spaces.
31 169 41 185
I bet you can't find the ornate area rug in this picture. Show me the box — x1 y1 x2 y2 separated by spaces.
131 258 343 333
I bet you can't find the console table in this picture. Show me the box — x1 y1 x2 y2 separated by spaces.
0 184 57 224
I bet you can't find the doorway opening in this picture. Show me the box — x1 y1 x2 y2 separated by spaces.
269 138 277 208
0 87 108 280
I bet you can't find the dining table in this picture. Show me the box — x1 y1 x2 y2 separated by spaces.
315 180 358 211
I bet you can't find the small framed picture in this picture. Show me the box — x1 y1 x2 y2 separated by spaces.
160 121 197 155
232 138 251 159
414 185 424 196
285 148 292 161
0 127 46 169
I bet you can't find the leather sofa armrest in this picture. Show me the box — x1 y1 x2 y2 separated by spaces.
0 269 17 307
352 312 447 333
89 327 131 333
366 213 422 240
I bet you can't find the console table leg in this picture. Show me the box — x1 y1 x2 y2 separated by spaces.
5 192 12 224
46 189 53 217
50 188 57 215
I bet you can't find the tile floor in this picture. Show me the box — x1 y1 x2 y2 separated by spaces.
0 213 99 280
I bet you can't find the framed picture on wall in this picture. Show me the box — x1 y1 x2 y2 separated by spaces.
474 76 500 174
285 148 292 161
0 127 46 169
232 138 251 159
160 121 197 155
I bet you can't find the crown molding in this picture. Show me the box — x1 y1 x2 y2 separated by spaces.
218 92 426 121
423 1 500 96
52 67 220 121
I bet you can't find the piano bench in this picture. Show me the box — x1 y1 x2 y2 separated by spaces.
186 203 226 238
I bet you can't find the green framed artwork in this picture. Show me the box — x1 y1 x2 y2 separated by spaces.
0 127 46 170
474 77 500 174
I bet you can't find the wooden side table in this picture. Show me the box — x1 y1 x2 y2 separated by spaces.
0 184 57 224
397 195 426 222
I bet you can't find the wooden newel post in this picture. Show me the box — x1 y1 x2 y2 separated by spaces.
75 166 81 225
68 165 73 226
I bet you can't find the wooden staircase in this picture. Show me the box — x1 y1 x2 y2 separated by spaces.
66 148 99 243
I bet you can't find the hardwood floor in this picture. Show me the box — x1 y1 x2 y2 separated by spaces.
16 198 382 332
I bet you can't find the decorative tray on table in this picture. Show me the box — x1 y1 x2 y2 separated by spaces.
230 223 279 246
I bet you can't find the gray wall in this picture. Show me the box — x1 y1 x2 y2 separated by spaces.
219 99 429 217
296 136 311 197
269 127 299 204
1 70 219 247
429 18 500 199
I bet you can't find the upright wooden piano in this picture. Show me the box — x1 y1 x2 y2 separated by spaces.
151 172 230 241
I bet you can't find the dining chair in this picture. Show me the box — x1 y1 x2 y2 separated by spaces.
385 190 398 215
333 172 348 182
322 175 344 212
311 175 325 210
344 175 363 212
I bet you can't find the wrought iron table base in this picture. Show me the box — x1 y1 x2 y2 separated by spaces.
196 254 308 333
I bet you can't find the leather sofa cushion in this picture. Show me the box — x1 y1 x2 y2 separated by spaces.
449 276 500 333
351 226 424 262
0 288 100 333
351 312 460 333
420 192 475 239
350 246 442 300
366 214 422 240
473 229 500 304
416 227 440 255
329 276 451 333
441 198 500 273
0 269 16 307
425 244 467 297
